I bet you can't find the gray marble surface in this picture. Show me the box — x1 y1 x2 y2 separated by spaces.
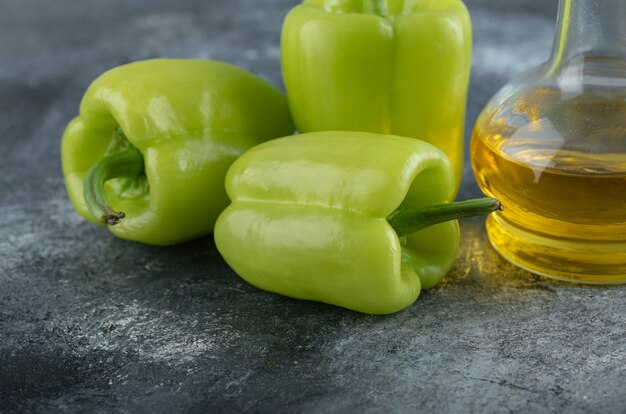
2 0 625 412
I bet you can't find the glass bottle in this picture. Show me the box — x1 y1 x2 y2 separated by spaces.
471 0 626 283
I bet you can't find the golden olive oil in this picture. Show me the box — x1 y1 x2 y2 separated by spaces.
471 93 626 283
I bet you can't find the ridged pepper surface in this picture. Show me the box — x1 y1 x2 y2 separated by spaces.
216 132 477 314
281 0 472 194
62 59 294 245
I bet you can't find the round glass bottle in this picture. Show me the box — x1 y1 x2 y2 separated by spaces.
471 0 626 283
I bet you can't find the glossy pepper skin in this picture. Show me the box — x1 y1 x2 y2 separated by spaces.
281 0 472 195
214 132 458 314
62 59 294 245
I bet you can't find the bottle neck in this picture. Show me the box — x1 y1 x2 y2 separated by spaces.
547 0 626 73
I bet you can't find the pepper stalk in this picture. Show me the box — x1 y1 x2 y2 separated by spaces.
363 0 388 18
83 148 144 225
388 198 502 237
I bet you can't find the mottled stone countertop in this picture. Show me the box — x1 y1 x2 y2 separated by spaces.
1 0 625 412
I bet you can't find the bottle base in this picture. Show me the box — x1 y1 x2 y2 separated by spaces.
485 214 626 284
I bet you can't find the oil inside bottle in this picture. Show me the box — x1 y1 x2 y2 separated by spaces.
471 87 626 283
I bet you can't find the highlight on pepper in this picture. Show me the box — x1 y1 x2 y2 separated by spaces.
215 132 500 315
61 58 294 245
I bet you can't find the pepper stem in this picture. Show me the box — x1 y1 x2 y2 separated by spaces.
387 198 502 237
363 0 389 18
83 148 144 225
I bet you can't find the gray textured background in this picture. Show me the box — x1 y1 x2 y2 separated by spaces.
2 0 625 412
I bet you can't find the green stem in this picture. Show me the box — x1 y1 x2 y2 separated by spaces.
387 198 502 237
83 148 144 225
363 0 389 18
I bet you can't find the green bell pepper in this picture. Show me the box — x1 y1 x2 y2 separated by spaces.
215 132 499 314
61 59 294 245
281 0 472 195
